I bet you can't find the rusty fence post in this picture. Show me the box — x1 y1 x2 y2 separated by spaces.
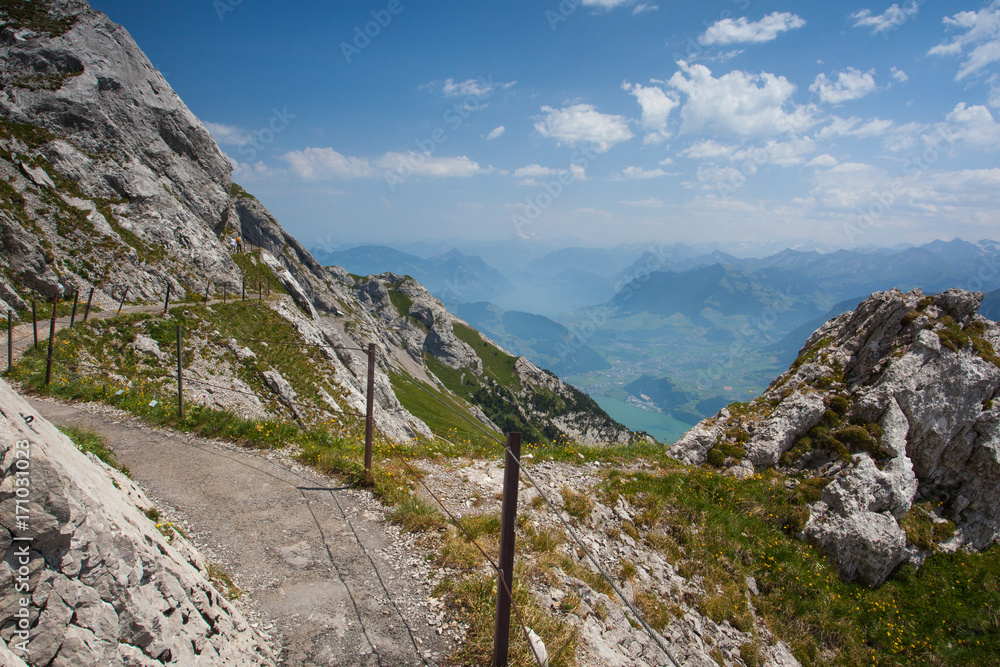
117 287 129 315
493 432 522 667
69 291 79 328
176 324 184 421
45 297 58 386
163 283 171 314
365 343 375 472
32 301 38 350
83 288 94 323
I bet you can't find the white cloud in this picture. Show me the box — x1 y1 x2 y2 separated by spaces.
620 197 665 207
667 61 816 137
850 3 920 34
891 67 909 83
441 77 516 98
807 154 839 168
204 122 252 147
928 1 1000 81
683 138 815 166
280 148 487 181
581 0 649 9
937 103 1000 148
810 68 878 104
512 163 586 185
699 12 806 45
810 162 887 209
736 138 817 166
693 165 746 189
486 126 506 140
281 147 376 179
622 81 679 144
817 116 894 139
609 166 669 180
681 140 737 160
534 104 634 152
230 159 280 181
375 152 485 178
513 164 562 179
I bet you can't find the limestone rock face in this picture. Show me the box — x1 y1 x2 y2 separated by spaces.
0 2 241 304
671 288 1000 586
0 378 275 665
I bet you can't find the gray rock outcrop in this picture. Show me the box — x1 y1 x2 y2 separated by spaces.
0 378 275 665
671 288 1000 586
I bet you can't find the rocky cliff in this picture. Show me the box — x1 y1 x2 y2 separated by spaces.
672 288 1000 586
0 378 276 665
0 0 637 447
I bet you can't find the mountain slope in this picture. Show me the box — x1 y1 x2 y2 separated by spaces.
452 301 611 376
0 0 636 448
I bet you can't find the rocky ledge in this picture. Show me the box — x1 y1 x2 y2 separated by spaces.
671 288 1000 587
0 378 275 665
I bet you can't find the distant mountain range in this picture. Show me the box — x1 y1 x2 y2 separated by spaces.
311 245 513 305
982 289 1000 321
451 302 610 376
314 239 1000 435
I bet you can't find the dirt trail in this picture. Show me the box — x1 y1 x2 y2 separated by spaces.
27 396 458 666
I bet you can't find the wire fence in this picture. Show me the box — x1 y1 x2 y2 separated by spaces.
4 292 682 667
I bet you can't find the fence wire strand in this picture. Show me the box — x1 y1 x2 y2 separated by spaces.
16 300 681 666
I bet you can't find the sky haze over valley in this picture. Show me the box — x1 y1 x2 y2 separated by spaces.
91 0 1000 252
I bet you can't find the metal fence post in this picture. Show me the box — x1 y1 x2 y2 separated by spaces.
365 342 375 472
83 288 94 323
176 324 184 421
45 298 58 386
117 287 129 315
164 283 171 314
69 291 79 328
32 301 38 350
6 310 11 373
493 432 522 667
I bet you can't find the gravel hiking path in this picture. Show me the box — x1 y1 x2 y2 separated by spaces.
27 396 460 667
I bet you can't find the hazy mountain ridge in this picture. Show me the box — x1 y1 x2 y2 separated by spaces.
312 244 514 305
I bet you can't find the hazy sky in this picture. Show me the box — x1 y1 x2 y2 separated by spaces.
90 1 1000 251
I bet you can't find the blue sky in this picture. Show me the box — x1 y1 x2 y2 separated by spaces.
90 0 1000 252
